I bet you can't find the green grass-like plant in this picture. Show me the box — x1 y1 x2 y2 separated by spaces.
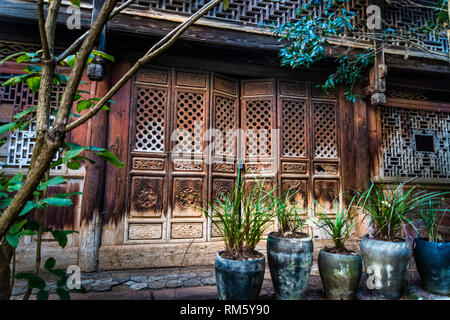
356 179 449 241
200 172 276 260
308 196 358 253
417 200 448 243
273 188 305 237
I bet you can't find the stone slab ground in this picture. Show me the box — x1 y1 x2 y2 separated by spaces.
10 266 449 300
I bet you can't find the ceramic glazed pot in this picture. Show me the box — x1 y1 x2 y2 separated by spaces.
267 232 313 300
215 251 265 300
413 237 450 295
360 234 412 299
318 249 362 300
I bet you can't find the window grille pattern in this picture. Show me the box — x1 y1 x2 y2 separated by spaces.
282 99 306 157
135 86 167 152
174 91 205 153
0 73 63 169
121 0 447 54
313 102 337 158
214 95 236 156
244 99 272 157
381 106 450 179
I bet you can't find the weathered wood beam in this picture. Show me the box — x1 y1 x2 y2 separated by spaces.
78 0 109 272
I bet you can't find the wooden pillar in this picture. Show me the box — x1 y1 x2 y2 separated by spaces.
78 65 110 272
100 60 132 248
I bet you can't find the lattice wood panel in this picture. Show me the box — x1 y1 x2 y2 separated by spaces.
134 86 167 152
214 95 236 157
313 102 337 159
381 106 450 179
122 0 447 54
0 73 63 169
282 99 306 158
174 91 206 154
244 99 272 158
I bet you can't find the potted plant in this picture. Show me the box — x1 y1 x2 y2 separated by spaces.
309 196 362 300
201 173 276 300
413 200 449 295
356 180 447 299
267 188 313 300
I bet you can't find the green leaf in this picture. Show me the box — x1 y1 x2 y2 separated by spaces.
29 276 46 290
69 0 80 7
26 76 41 92
0 198 12 209
37 290 49 300
5 233 19 248
63 143 86 163
15 272 34 280
13 106 36 120
0 51 26 65
9 219 26 234
223 0 230 10
18 230 36 236
96 149 124 168
91 50 115 62
67 160 81 170
56 276 68 288
56 288 71 300
41 197 73 207
38 176 67 191
76 100 93 113
63 54 77 68
0 122 18 135
19 201 40 217
44 257 56 270
50 269 66 278
51 230 68 248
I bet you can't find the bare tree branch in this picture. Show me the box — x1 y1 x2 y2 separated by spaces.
56 0 137 63
35 0 61 140
66 0 223 132
37 0 50 60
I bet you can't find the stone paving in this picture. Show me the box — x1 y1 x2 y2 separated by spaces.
10 266 450 300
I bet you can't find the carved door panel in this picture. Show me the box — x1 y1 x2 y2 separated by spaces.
277 80 310 233
241 79 278 234
209 74 239 240
310 89 341 239
128 67 171 242
168 69 210 241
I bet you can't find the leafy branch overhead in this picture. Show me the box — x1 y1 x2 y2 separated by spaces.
270 0 449 102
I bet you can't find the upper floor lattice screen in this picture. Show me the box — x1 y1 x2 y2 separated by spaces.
120 0 448 55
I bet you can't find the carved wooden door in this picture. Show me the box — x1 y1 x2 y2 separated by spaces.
240 79 278 233
128 67 210 242
128 69 341 243
277 80 341 237
208 74 239 240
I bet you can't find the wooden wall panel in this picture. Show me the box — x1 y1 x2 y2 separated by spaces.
101 60 132 246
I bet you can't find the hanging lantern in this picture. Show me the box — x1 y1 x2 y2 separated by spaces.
87 55 104 81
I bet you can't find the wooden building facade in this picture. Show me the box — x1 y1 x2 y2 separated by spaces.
0 0 449 272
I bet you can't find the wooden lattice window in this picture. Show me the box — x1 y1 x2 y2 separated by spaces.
245 99 272 157
381 106 450 179
0 73 63 169
282 99 306 158
214 95 236 157
134 86 167 152
313 102 337 159
174 91 205 154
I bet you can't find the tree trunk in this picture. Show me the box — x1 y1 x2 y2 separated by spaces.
79 66 110 272
0 240 13 300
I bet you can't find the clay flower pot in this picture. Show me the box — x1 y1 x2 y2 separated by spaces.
267 232 313 300
360 234 412 299
413 237 450 295
215 251 265 300
318 249 362 300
